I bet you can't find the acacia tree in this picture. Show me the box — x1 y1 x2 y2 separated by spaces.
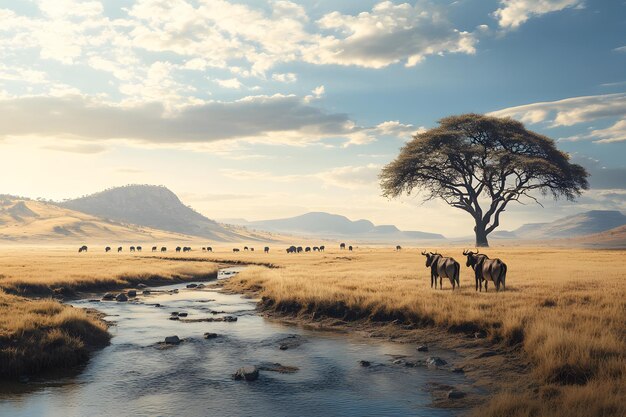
380 114 589 247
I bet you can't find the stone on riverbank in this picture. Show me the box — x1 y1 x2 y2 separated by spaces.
164 336 181 345
426 357 447 367
115 293 128 302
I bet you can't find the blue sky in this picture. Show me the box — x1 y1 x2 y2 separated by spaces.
0 0 624 236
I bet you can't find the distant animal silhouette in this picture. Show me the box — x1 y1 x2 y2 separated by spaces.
117 246 123 253
161 247 167 252
396 245 402 251
105 246 111 253
78 245 88 253
286 246 297 254
183 247 191 252
130 246 135 252
244 246 249 251
348 246 353 251
137 246 142 252
305 247 311 252
264 246 270 253
319 245 325 252
176 246 181 252
297 246 303 253
152 246 157 252
233 248 240 252
207 247 212 252
313 247 319 252
340 243 346 250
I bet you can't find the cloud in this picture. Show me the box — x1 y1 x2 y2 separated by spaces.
214 78 243 89
314 164 381 189
307 1 477 68
489 93 626 143
614 46 626 53
272 73 297 83
493 0 583 29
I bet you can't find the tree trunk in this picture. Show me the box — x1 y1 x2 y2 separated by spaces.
474 221 489 247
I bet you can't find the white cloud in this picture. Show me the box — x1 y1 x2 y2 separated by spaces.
306 1 477 68
271 73 297 83
493 0 583 29
614 46 626 53
490 93 626 144
314 164 381 189
214 78 243 89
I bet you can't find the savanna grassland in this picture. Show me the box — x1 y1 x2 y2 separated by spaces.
212 246 626 417
0 246 219 379
0 244 624 416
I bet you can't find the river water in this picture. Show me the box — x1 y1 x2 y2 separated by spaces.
0 268 470 417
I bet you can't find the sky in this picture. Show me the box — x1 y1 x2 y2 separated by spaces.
0 0 624 237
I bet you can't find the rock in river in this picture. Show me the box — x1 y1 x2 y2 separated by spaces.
115 293 128 302
164 336 181 345
102 293 115 300
127 290 137 297
359 360 371 367
186 284 198 289
447 390 466 399
233 366 259 381
204 332 218 339
426 357 447 367
416 345 429 352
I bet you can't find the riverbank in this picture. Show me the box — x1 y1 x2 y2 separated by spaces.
218 247 626 417
0 247 220 379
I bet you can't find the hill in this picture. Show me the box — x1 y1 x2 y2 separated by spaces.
558 224 626 248
509 210 626 239
224 212 445 242
60 185 258 242
0 196 197 243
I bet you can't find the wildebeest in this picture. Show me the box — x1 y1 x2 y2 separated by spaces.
176 246 182 253
396 245 402 251
105 246 111 252
340 243 346 250
152 246 158 252
202 247 206 251
250 248 254 252
264 246 270 253
348 245 353 251
233 248 240 252
463 250 507 292
244 246 249 251
207 247 213 252
305 247 311 252
130 246 135 252
183 247 191 252
313 246 319 252
319 245 325 252
161 246 167 252
421 251 460 290
137 246 142 252
78 245 88 253
297 246 303 253
286 246 296 254
118 246 123 253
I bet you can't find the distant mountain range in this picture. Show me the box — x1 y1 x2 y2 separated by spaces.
494 210 626 240
221 212 445 242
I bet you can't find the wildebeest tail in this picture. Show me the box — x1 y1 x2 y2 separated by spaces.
499 262 507 291
454 261 460 289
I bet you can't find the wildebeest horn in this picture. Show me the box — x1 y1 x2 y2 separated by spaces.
421 250 427 255
463 249 468 255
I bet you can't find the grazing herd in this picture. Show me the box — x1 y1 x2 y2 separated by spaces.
78 243 507 292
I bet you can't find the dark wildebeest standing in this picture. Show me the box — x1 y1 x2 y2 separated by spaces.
396 245 402 251
250 248 254 252
130 246 135 252
264 246 270 253
340 243 346 250
244 246 249 251
233 248 240 252
286 246 296 254
105 246 111 253
313 247 319 252
161 247 167 252
207 247 212 252
421 251 460 290
297 246 303 253
305 247 311 252
78 245 88 253
152 246 158 252
463 250 507 292
176 246 181 253
137 246 142 252
202 247 206 251
348 245 353 251
117 246 123 253
319 245 325 252
183 247 191 252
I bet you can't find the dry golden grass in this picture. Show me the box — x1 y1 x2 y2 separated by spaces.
213 246 626 417
0 291 110 378
0 246 219 295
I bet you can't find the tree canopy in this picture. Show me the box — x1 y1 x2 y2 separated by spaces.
380 114 589 246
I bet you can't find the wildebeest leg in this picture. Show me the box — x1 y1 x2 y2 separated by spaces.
431 272 434 288
439 276 442 289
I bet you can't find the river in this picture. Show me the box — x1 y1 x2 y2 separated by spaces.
0 268 471 417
